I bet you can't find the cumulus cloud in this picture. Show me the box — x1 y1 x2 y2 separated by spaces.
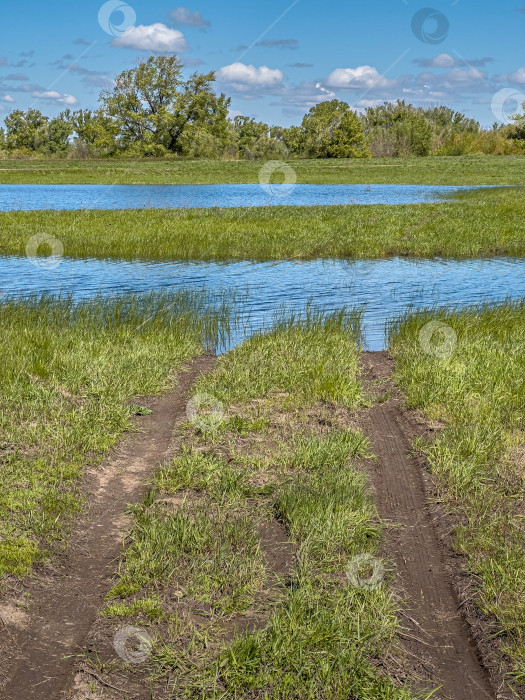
111 24 188 53
0 58 6 66
256 39 298 50
32 90 78 105
6 73 29 81
3 95 15 103
497 67 525 85
288 62 313 69
326 66 396 90
168 7 210 28
74 38 90 45
217 62 284 93
413 54 493 69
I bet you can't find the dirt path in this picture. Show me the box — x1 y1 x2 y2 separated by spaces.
360 352 494 700
1 356 215 700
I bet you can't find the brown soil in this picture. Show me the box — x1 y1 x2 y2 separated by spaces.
0 355 216 700
360 351 495 700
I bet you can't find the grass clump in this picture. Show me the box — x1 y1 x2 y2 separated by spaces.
388 300 525 682
200 307 363 408
0 290 230 579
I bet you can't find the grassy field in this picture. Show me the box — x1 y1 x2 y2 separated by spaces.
1 186 524 261
80 311 422 699
0 291 231 581
388 301 525 684
1 155 525 185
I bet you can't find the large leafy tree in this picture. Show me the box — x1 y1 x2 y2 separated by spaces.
301 100 370 158
100 55 231 155
4 109 48 150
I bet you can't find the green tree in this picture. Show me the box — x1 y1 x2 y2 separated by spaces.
100 55 231 155
4 109 48 151
301 100 370 158
362 101 432 157
70 109 119 157
231 116 287 159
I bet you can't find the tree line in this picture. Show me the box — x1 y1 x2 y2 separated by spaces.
2 56 524 159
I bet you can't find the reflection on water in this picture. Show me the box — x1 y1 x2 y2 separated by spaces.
0 184 478 211
1 255 523 350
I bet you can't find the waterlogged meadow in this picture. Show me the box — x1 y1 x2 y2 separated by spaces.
84 312 422 699
388 301 525 682
1 186 525 261
0 291 231 579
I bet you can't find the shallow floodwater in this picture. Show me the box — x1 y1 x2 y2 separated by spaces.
0 184 476 211
1 255 523 350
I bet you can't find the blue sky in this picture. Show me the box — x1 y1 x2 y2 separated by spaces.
1 0 525 127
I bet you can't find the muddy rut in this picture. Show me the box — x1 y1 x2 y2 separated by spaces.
360 352 493 700
1 356 215 700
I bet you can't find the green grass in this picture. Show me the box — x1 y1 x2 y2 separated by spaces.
89 312 421 698
388 301 525 685
1 186 524 261
1 155 525 185
0 291 230 579
199 308 364 407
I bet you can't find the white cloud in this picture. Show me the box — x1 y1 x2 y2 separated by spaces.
32 90 78 105
441 67 486 84
3 95 15 103
414 55 493 69
326 66 396 90
217 63 284 91
497 67 525 85
168 7 210 28
421 53 456 69
111 23 188 53
282 81 336 108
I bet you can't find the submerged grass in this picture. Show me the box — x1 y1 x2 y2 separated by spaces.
0 291 231 579
388 300 525 684
1 187 524 261
87 311 421 698
1 155 524 185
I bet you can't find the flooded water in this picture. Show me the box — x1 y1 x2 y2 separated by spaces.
1 255 523 350
0 184 478 211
